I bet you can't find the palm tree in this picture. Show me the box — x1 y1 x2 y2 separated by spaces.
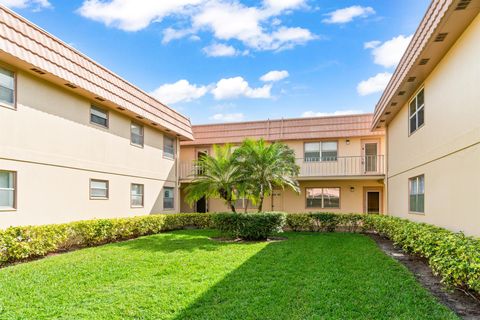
185 144 242 213
235 139 300 212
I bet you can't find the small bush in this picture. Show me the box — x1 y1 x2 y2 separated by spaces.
309 213 340 232
285 214 313 231
213 212 286 240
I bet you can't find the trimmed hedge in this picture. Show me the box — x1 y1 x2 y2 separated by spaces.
285 213 364 232
1 212 479 296
0 213 215 265
363 215 480 294
213 212 286 240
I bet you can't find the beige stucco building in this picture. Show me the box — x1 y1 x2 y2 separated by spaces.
0 6 193 227
372 0 480 236
179 115 386 215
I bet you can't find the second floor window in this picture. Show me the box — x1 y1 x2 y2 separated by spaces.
131 122 144 147
90 105 108 128
409 88 424 135
0 67 15 108
304 142 338 162
163 136 175 159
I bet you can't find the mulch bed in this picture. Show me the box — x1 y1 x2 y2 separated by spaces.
368 233 480 319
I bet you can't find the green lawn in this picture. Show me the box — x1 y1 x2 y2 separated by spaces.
0 230 456 320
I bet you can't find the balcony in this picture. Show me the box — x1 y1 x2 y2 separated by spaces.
179 155 385 181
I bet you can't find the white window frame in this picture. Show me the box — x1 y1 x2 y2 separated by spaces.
163 187 175 210
0 170 16 210
408 88 425 135
130 122 144 147
409 175 425 214
130 183 144 208
304 141 338 162
90 105 109 128
163 136 175 159
89 179 109 200
305 187 340 209
0 66 16 110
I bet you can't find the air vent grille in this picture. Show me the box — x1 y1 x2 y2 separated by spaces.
380 119 385 123
455 0 471 10
434 33 448 42
95 96 105 102
385 111 391 115
151 122 157 126
407 76 416 82
64 83 77 89
398 91 406 96
136 116 144 119
419 58 430 65
117 107 125 111
30 68 46 75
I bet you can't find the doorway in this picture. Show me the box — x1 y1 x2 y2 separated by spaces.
362 140 379 173
364 189 382 214
196 197 207 213
271 190 283 211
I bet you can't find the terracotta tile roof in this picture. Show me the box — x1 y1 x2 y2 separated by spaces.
0 5 193 140
182 114 384 146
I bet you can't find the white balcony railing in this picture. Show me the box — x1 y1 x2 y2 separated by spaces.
180 155 385 180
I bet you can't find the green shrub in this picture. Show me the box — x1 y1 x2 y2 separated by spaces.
213 212 286 240
285 213 313 231
309 213 340 232
364 214 480 294
0 213 215 265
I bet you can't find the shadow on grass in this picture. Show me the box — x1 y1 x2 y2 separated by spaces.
171 232 456 320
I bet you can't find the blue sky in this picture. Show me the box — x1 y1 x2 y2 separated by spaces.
4 0 430 124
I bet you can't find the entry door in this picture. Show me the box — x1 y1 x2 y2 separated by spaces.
365 191 381 214
196 197 207 213
271 190 283 211
362 141 378 173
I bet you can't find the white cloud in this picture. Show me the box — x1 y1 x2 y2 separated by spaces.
203 43 239 57
357 72 392 96
301 110 364 117
323 6 375 24
212 76 272 100
150 79 208 104
260 70 289 82
365 35 413 68
0 0 51 9
209 113 245 122
78 0 203 32
78 0 315 52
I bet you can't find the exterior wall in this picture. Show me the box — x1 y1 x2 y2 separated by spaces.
181 179 384 214
0 66 180 228
386 14 480 236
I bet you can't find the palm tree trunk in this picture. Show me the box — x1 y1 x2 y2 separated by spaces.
258 185 264 212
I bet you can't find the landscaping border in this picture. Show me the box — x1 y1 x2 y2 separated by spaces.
1 212 479 298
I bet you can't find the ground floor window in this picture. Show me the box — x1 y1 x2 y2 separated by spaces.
90 179 109 199
306 187 340 208
0 171 16 209
163 187 174 209
131 184 144 207
409 175 424 213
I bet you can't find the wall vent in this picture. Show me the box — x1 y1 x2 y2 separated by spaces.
434 33 448 42
95 96 105 102
30 68 46 75
151 122 157 126
380 119 385 123
385 111 391 115
407 76 416 82
136 115 144 119
419 58 430 65
64 83 77 89
390 102 397 106
398 91 406 96
455 0 471 10
117 107 125 111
